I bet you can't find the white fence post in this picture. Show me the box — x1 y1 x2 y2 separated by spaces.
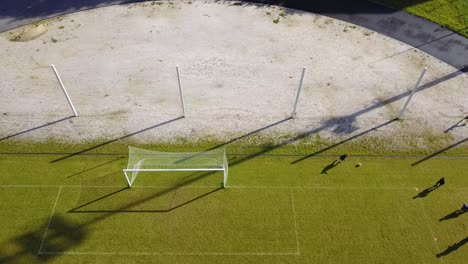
291 66 306 117
176 65 186 117
398 67 427 120
51 64 78 117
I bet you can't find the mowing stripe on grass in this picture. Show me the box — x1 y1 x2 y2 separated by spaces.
290 188 301 255
38 186 63 254
1 152 467 158
37 187 300 256
417 198 443 263
1 185 466 190
38 251 300 256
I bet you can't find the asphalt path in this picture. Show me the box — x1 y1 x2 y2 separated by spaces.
0 0 466 69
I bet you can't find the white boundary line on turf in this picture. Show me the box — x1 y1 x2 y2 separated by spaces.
37 186 63 254
290 188 301 255
1 184 466 190
0 184 62 188
417 199 443 263
32 185 300 257
38 251 300 256
230 186 419 190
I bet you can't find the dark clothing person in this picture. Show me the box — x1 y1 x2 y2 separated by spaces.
462 204 468 211
435 177 445 187
339 154 348 161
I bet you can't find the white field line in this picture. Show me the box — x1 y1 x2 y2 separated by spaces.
37 186 63 254
1 184 466 190
290 188 301 255
230 186 419 190
418 199 443 263
32 184 300 257
38 251 300 256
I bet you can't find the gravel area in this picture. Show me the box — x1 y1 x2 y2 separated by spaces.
0 0 466 147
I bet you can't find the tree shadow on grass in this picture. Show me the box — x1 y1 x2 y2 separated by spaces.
0 170 223 262
436 237 468 258
0 215 85 263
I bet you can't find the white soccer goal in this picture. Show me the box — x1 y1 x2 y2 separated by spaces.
123 146 229 188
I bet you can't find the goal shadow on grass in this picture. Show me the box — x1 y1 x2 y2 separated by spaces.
68 186 223 213
1 172 224 262
67 170 224 213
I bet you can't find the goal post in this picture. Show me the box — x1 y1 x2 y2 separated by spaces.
123 146 229 188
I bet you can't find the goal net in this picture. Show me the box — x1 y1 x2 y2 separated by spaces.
123 146 229 188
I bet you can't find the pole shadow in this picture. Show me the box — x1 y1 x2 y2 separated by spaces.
292 118 397 164
212 63 465 170
444 116 468 133
0 115 74 141
411 137 467 166
174 116 292 164
371 31 468 65
51 116 183 163
209 116 292 150
439 208 467 221
436 237 468 258
66 156 124 178
68 187 129 212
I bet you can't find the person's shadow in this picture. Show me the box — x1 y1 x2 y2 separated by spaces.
412 185 440 199
439 208 466 221
437 237 468 258
321 160 341 174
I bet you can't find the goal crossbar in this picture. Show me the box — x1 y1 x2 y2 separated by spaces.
123 169 225 172
123 146 229 188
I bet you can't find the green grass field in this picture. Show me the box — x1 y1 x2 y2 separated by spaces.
0 143 466 263
375 0 468 37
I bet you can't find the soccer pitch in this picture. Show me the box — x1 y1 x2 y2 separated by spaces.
0 152 466 263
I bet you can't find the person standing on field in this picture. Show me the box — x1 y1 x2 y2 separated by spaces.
339 154 348 162
435 177 445 187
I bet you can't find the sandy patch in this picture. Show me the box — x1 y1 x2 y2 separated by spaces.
0 0 466 147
